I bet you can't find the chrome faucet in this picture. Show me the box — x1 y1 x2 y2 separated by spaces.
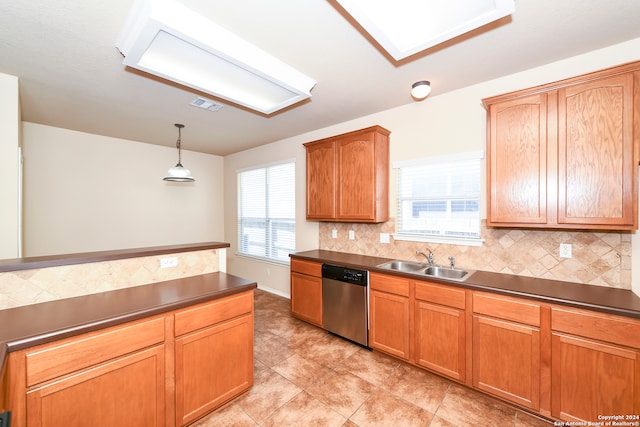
416 249 435 266
448 256 455 269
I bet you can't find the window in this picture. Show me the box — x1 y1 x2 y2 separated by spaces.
394 151 483 246
238 161 295 263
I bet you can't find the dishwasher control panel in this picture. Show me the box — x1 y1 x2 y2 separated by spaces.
322 264 367 286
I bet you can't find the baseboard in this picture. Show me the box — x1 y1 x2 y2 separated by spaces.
256 285 290 299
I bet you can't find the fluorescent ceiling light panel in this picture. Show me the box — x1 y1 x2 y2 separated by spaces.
336 0 515 60
116 0 316 114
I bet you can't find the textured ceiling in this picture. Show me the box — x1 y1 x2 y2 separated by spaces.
1 0 640 155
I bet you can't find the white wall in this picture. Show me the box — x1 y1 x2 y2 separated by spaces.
22 123 225 256
224 37 640 297
0 73 21 259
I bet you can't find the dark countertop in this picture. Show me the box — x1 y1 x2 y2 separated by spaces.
291 249 640 319
0 272 257 375
0 241 230 272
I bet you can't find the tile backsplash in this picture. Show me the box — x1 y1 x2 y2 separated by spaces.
319 219 631 289
0 249 221 310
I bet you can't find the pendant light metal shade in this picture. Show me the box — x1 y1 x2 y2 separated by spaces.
163 123 195 182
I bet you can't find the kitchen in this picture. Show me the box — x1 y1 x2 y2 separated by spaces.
1 0 640 426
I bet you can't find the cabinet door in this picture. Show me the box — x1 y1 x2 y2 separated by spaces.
472 315 540 410
26 345 165 427
487 93 548 226
175 314 254 426
551 333 640 422
290 272 323 327
415 300 465 382
558 73 636 228
336 133 378 221
306 140 336 219
369 290 410 360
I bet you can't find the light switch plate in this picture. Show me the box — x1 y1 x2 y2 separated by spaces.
331 229 338 239
379 233 390 243
349 230 355 240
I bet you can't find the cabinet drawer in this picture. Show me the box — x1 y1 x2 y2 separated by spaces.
26 316 165 387
174 291 253 337
290 259 322 277
473 292 540 327
370 272 410 297
552 306 640 349
415 280 466 309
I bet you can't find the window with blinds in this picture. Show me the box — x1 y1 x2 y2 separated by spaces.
237 161 295 263
394 151 483 245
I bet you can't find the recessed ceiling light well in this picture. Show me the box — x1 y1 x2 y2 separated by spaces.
335 0 515 61
116 0 316 114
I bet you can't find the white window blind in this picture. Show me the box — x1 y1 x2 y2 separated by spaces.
238 161 295 263
394 151 482 245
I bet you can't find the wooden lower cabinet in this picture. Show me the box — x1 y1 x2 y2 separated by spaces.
17 316 166 427
175 314 253 426
5 290 255 427
290 272 322 326
370 290 410 360
26 345 165 427
290 259 323 327
369 273 410 360
551 307 640 422
472 315 541 410
472 292 542 411
551 333 639 422
414 281 467 382
174 291 254 426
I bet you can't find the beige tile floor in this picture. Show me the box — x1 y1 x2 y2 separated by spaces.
193 289 554 427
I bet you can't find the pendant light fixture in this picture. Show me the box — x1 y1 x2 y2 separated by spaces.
163 123 195 182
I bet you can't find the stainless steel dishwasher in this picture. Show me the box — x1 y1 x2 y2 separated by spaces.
321 264 369 347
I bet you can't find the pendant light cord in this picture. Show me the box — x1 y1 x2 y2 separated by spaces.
175 123 184 166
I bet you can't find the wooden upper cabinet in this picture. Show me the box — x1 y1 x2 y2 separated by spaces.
306 140 336 219
487 93 548 225
484 61 640 230
558 73 636 227
305 126 390 222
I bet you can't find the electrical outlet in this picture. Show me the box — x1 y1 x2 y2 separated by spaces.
160 257 178 268
349 230 355 240
331 229 338 239
559 244 572 258
379 233 390 244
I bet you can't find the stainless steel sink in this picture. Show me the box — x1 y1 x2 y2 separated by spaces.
376 260 428 273
377 260 473 281
424 265 471 281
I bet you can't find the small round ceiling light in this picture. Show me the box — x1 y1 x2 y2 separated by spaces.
411 80 431 100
